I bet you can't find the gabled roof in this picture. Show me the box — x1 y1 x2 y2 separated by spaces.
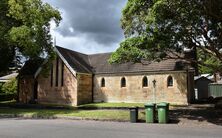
55 46 188 75
89 53 184 74
56 46 92 74
19 58 44 77
194 76 213 82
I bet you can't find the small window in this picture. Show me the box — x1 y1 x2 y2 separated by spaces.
101 78 105 87
167 76 173 87
61 62 64 86
50 63 53 87
55 57 59 87
121 77 126 87
142 76 148 87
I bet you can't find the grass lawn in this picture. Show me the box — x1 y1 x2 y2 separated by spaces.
0 100 183 109
0 100 16 104
0 108 145 121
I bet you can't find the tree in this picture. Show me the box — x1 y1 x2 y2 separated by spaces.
0 0 16 75
110 0 222 74
0 46 14 76
198 51 222 74
0 0 61 74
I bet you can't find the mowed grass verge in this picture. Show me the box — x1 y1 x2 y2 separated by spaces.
0 108 145 121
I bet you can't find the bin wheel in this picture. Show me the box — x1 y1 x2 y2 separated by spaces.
208 96 214 103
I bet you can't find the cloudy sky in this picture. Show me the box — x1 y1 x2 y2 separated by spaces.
44 0 127 54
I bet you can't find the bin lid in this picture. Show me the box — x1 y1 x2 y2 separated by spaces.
129 106 139 110
144 103 155 107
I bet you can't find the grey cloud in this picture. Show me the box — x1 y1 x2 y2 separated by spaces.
45 0 127 46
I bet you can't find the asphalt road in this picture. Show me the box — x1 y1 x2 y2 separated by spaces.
0 119 221 138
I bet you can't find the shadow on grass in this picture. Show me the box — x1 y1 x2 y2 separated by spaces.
0 101 80 119
78 103 145 110
170 106 222 126
139 110 180 124
1 102 222 126
0 108 80 119
138 105 221 125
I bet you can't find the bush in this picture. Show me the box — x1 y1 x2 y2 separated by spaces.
1 78 17 94
0 93 16 101
0 83 3 93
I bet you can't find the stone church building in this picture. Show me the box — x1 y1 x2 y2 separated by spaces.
18 46 195 106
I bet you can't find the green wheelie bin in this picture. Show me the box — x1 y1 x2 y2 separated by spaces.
129 106 138 123
144 103 155 123
157 102 169 123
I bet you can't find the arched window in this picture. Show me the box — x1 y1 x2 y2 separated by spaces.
121 77 126 87
142 76 148 87
101 78 105 87
167 76 173 87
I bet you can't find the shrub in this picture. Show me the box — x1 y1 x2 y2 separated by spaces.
0 83 3 93
0 93 16 101
1 78 17 94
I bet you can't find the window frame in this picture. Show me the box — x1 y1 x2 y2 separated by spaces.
142 76 148 87
50 63 53 87
121 77 126 88
61 62 64 87
55 57 59 87
167 76 173 87
101 78 105 87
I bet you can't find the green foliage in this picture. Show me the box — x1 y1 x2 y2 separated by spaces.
0 78 17 101
111 0 222 74
0 0 61 74
1 78 17 94
0 0 16 74
0 46 14 76
0 83 3 93
0 93 16 101
7 0 61 58
109 36 166 63
198 53 222 74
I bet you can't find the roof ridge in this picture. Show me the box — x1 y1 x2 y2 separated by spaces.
55 46 114 56
55 46 89 56
55 46 93 73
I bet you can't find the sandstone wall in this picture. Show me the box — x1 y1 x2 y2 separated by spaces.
37 58 78 106
93 72 190 105
18 77 34 103
77 74 92 105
